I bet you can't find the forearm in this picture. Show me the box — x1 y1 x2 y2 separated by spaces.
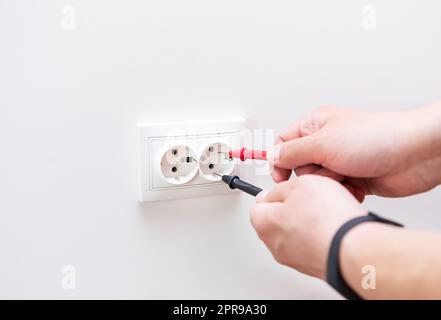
340 222 441 299
391 101 441 191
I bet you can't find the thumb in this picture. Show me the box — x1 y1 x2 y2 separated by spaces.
267 135 323 169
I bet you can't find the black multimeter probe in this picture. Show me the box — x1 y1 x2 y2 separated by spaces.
215 174 263 197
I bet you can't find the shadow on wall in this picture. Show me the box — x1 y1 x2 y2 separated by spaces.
136 192 248 239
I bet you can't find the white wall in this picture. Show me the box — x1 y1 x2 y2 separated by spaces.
1 0 441 299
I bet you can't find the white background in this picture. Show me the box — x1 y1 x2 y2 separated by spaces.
1 0 441 299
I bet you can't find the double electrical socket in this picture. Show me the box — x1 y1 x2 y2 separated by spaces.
138 118 246 202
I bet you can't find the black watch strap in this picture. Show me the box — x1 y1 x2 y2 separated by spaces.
326 212 404 300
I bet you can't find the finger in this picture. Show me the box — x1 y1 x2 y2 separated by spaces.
276 121 302 143
295 165 362 201
294 164 365 201
294 164 320 176
294 164 344 182
268 136 323 170
270 114 327 182
309 167 344 182
277 111 328 143
270 122 303 183
270 167 292 183
259 181 295 203
342 182 366 203
354 187 366 202
345 177 373 196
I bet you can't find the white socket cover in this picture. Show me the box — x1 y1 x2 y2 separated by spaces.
198 141 235 181
138 118 247 202
158 144 199 185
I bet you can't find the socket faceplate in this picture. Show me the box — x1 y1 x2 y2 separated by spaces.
138 119 246 202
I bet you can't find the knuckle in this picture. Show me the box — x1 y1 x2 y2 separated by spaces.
276 255 290 266
249 206 262 229
293 174 321 190
250 209 271 237
298 117 322 136
272 243 290 266
313 105 336 114
298 119 313 136
273 254 285 265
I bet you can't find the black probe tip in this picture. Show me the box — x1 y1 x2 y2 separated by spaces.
220 174 263 197
221 175 239 190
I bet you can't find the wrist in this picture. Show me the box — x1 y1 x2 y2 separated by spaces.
325 212 403 300
318 208 367 280
401 102 441 163
338 221 399 297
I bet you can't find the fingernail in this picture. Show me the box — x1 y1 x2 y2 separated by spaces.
266 145 281 164
256 189 268 203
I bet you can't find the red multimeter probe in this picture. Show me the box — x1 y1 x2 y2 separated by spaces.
228 147 267 161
